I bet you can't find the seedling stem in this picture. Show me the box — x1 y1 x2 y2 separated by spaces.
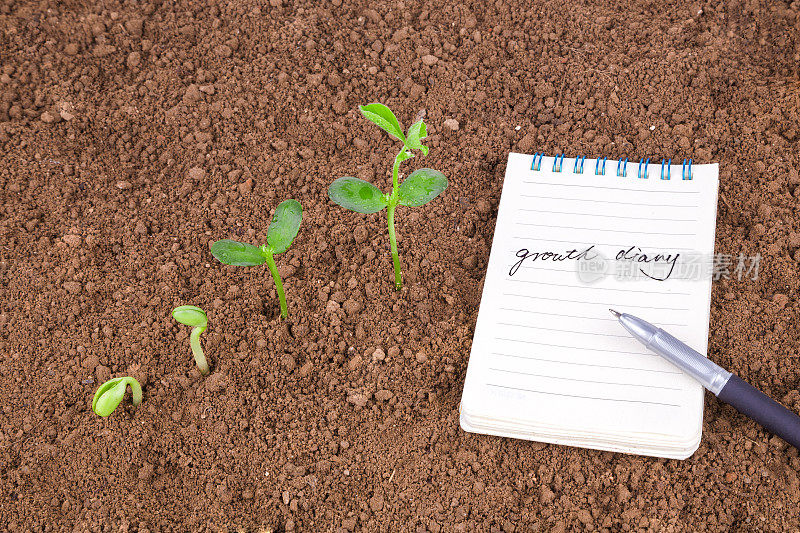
189 323 209 375
387 200 401 289
387 152 403 288
172 305 210 375
262 246 288 318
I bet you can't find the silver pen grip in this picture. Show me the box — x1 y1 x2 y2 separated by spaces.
647 329 731 395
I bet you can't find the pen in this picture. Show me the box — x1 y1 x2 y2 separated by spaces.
609 309 800 450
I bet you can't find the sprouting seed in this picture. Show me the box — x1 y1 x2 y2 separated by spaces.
172 305 210 375
92 377 142 417
328 103 447 290
210 199 302 319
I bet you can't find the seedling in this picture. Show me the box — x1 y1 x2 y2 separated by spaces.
328 103 447 290
210 199 302 319
172 305 210 375
92 377 142 417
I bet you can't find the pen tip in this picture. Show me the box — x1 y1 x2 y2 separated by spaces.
609 309 621 318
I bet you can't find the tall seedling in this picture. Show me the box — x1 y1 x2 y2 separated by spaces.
328 103 448 290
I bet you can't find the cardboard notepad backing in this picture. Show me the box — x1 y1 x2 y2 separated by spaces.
460 153 719 459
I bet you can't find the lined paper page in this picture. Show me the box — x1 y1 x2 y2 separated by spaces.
461 153 718 452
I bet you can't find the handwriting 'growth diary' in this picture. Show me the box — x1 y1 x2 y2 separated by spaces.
460 153 719 459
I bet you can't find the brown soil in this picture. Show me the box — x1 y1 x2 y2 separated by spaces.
1 0 799 531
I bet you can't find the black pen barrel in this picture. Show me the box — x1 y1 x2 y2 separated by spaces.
717 375 800 450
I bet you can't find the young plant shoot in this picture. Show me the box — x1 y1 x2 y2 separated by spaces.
328 103 447 290
210 199 302 319
172 305 210 375
92 377 142 417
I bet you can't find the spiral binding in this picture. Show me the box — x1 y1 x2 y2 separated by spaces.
617 158 628 177
637 158 650 179
574 156 586 174
552 153 565 172
529 154 694 180
595 157 606 175
531 152 544 171
661 159 671 180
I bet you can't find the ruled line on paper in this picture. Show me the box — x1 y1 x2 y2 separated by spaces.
488 367 683 391
513 263 700 281
505 279 691 296
486 383 682 407
508 242 698 252
493 337 655 356
521 181 701 194
496 307 689 327
518 264 579 272
521 209 699 223
491 352 682 375
518 198 699 208
515 223 697 237
513 266 698 281
498 307 622 320
501 293 690 311
497 323 633 339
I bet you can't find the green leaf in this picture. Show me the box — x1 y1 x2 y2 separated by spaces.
172 305 208 328
92 378 127 417
210 239 266 266
397 147 414 163
397 168 448 207
328 177 388 214
359 103 405 143
266 199 303 254
405 119 428 156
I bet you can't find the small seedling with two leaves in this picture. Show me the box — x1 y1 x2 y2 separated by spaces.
92 377 142 417
211 199 302 319
172 305 210 375
328 103 448 290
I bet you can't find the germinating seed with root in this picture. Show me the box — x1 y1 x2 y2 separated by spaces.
92 377 142 417
172 305 210 375
328 103 448 290
211 199 302 319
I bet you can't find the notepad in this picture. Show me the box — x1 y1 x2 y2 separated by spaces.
460 153 719 459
